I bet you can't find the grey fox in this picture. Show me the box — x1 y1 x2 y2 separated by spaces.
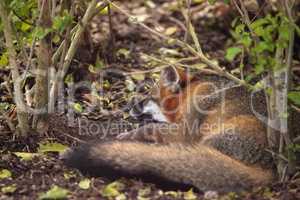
61 66 274 193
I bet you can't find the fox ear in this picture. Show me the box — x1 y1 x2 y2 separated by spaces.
160 66 180 87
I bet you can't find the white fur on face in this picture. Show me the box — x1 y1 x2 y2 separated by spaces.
143 100 169 123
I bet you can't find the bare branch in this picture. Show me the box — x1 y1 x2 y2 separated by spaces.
0 1 30 135
107 0 253 90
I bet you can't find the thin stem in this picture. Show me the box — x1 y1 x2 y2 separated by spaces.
0 1 30 135
107 0 253 90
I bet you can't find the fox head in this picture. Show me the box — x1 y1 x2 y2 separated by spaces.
130 66 196 123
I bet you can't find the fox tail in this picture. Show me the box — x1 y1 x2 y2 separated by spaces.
61 141 273 193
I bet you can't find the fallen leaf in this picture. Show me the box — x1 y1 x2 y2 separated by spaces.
39 185 69 200
38 142 68 154
165 27 177 36
0 169 12 179
183 188 197 200
79 179 91 190
13 152 40 161
1 184 16 194
100 181 125 198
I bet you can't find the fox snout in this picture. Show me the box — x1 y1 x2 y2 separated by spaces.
130 98 169 123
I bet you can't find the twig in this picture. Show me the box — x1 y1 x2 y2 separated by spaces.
181 0 192 42
49 3 74 113
108 3 116 62
285 1 295 91
32 0 53 131
1 112 16 133
293 135 300 143
2 76 13 98
125 54 218 76
59 0 106 79
232 0 259 45
62 132 86 143
291 104 300 113
0 1 30 135
51 1 113 65
169 16 187 32
265 149 289 162
180 0 203 54
240 47 245 80
107 0 254 90
11 8 34 26
50 1 111 111
51 24 79 65
23 0 50 84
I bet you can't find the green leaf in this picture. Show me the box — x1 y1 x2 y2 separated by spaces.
64 74 74 84
253 26 265 36
52 10 73 33
278 22 290 44
235 24 245 34
95 57 105 69
73 103 83 113
52 34 61 44
250 18 269 30
207 0 217 4
38 142 68 154
288 92 300 106
99 5 109 15
39 185 69 200
21 22 32 32
78 179 91 190
117 48 130 59
131 74 145 81
183 188 197 200
254 80 264 90
239 34 252 47
1 184 16 194
13 152 39 161
254 63 265 75
0 169 12 179
0 53 9 67
63 171 77 180
165 191 179 198
137 187 151 198
254 42 270 53
164 26 177 36
225 47 242 61
263 25 275 42
0 102 10 113
103 80 111 89
33 26 51 40
100 181 125 198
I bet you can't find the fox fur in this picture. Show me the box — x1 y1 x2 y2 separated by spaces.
61 66 276 193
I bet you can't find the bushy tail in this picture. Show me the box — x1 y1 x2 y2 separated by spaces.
61 141 273 193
